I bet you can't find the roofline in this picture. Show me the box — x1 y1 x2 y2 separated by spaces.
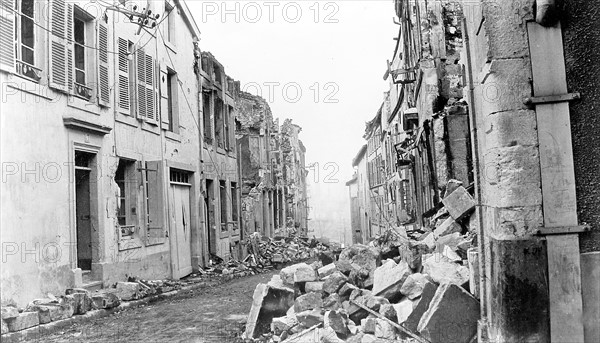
352 144 367 167
176 0 201 40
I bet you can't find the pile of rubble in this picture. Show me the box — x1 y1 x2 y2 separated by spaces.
244 232 331 267
241 183 480 343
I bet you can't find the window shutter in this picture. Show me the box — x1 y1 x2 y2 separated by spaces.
145 161 164 231
135 48 146 118
0 0 16 73
117 37 130 114
96 20 110 107
144 53 157 123
160 65 169 127
49 0 72 92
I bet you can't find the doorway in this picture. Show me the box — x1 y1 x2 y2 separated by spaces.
169 169 192 279
205 179 216 255
75 151 96 271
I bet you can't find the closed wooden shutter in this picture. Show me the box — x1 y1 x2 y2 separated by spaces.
49 0 73 92
145 161 164 232
136 48 146 118
117 37 130 114
145 53 156 122
0 0 15 73
160 65 170 127
97 20 110 106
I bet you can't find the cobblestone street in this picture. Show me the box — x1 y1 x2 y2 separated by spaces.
30 271 278 343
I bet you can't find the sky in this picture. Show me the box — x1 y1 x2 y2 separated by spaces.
185 0 398 243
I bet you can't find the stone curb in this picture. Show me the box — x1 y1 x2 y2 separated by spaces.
0 271 255 343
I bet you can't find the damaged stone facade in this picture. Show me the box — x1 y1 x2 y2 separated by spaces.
348 0 600 342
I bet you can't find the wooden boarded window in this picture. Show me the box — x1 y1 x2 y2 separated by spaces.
144 161 165 245
219 180 227 230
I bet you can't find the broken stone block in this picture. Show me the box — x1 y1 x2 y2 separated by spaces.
365 295 389 313
294 263 317 283
372 260 411 301
5 311 39 332
323 293 342 311
422 254 469 286
243 283 295 339
442 245 462 262
400 273 432 300
404 282 439 333
1 306 19 320
442 186 476 220
282 324 320 343
294 292 323 313
433 217 463 238
417 283 480 343
375 318 396 340
271 315 299 335
66 288 93 315
378 304 397 321
360 333 378 343
91 290 121 310
467 247 480 299
323 271 348 294
280 263 307 286
444 179 463 198
338 282 359 299
360 317 377 334
295 309 324 327
436 232 463 251
393 298 414 323
115 281 140 301
336 245 380 283
347 320 360 335
25 303 69 324
320 326 345 343
305 281 324 293
324 310 350 336
318 263 337 278
1 318 8 334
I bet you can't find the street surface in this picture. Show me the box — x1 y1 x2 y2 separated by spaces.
36 270 279 343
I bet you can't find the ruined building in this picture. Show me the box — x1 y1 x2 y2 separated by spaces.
199 52 242 260
348 0 599 341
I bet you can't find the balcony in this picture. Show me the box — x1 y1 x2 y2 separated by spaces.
74 82 93 101
16 60 42 82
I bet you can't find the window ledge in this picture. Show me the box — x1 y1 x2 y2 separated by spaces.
115 114 138 128
165 130 181 142
141 121 160 135
216 147 226 155
67 96 102 116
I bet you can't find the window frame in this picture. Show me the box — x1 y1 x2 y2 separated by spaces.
71 5 95 101
14 0 42 82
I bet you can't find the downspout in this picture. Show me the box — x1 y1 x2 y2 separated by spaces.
195 41 207 267
462 16 487 322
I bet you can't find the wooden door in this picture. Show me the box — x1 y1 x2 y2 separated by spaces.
171 184 192 279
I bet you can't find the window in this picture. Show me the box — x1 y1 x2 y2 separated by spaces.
71 8 94 100
214 97 224 149
213 64 222 85
224 105 230 150
164 2 175 44
219 180 227 230
115 159 137 229
202 91 213 144
166 69 178 132
11 0 42 81
227 105 235 151
230 182 238 223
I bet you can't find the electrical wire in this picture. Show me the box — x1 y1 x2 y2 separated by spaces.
5 1 174 56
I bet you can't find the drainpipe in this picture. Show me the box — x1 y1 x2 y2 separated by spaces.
462 16 487 326
195 41 207 267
